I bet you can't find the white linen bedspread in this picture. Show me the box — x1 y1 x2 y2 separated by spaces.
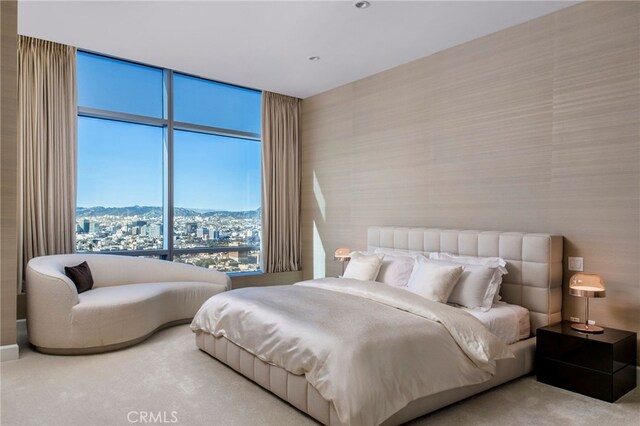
191 278 513 425
462 302 530 344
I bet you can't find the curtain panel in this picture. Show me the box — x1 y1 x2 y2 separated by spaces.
261 92 301 273
18 36 77 289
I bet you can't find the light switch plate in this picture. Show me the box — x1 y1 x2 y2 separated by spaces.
568 257 584 272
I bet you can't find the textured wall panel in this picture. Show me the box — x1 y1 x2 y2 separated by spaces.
301 2 640 361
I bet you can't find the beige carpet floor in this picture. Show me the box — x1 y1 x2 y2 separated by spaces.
2 322 638 426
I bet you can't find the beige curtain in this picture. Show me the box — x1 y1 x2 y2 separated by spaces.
18 36 77 289
261 92 301 273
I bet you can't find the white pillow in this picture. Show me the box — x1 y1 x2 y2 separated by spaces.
428 259 501 311
429 253 508 304
373 250 416 287
373 247 415 256
429 253 507 272
343 252 385 281
406 257 464 303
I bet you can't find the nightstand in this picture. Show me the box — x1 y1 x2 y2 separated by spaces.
536 321 636 402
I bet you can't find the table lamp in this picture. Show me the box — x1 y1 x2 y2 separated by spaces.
334 248 351 276
569 273 606 333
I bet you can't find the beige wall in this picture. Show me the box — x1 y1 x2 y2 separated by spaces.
1 0 18 347
301 1 640 360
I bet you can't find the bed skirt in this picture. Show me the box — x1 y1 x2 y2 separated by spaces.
195 331 536 425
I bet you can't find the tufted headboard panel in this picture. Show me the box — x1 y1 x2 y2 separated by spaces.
367 226 563 334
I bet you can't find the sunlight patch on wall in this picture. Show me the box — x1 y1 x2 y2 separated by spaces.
313 171 326 222
313 221 325 279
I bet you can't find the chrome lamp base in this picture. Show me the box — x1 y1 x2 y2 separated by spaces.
571 323 604 333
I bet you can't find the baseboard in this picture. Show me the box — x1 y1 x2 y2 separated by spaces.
0 344 19 362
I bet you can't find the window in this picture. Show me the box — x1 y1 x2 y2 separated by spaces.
76 117 164 252
76 52 262 273
173 130 261 253
77 52 164 118
173 73 261 134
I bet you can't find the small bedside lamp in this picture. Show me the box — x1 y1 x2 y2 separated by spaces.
569 273 606 333
334 247 351 276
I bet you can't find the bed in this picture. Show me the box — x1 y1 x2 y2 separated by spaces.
192 227 563 425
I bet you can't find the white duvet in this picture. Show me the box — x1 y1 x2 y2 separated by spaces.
191 278 513 425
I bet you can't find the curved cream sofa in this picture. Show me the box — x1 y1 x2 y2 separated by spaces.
26 254 230 354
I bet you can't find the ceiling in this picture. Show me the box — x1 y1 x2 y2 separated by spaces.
18 1 577 99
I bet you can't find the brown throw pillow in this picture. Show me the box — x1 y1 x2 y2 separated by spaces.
64 261 94 293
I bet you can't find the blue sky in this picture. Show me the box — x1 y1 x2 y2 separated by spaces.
76 52 261 211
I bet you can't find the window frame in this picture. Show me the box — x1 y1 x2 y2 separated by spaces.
76 50 262 271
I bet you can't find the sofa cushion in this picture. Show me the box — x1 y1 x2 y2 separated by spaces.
64 261 94 293
76 281 226 308
70 281 226 348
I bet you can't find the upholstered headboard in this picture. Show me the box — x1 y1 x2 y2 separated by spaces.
367 227 563 334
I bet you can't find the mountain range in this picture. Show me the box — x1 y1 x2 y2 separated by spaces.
76 206 260 218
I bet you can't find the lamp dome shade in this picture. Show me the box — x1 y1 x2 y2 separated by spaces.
569 273 606 298
334 247 351 261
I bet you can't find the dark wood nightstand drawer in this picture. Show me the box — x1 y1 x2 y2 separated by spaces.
537 330 635 373
537 357 636 402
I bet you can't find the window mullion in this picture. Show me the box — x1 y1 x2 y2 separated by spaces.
166 69 175 262
78 107 167 127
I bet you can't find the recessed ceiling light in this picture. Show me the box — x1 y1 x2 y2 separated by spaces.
308 56 320 62
354 1 371 9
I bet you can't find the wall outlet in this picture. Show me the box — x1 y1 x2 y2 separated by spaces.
568 257 584 272
570 317 580 322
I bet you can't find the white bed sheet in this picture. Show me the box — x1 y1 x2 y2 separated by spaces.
461 302 530 345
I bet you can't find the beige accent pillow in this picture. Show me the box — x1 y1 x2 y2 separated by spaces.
429 253 508 307
406 258 464 303
343 252 385 281
373 251 416 287
429 259 496 310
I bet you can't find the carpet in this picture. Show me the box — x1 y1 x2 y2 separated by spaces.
1 322 638 426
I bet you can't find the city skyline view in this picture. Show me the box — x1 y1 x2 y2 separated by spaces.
75 205 261 273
